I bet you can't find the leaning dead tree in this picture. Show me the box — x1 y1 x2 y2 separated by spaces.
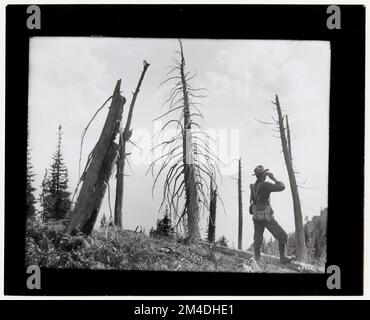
66 80 126 235
114 61 150 229
148 40 221 241
207 179 217 243
237 158 243 250
273 94 306 262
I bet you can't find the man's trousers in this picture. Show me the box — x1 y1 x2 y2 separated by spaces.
253 218 288 249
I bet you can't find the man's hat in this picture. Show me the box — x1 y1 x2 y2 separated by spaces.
253 165 269 176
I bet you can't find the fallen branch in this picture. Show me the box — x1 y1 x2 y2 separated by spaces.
199 241 324 273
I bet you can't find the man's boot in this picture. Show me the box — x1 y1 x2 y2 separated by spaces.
254 246 261 262
279 243 293 265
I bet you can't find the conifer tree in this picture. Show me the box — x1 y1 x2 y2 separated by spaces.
40 125 72 221
26 147 36 218
39 169 51 221
150 207 174 238
100 214 108 229
215 235 228 247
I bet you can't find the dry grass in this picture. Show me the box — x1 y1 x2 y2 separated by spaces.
26 219 299 273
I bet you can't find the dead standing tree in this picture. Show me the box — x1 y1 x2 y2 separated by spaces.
207 179 217 243
114 61 150 229
230 158 243 249
148 40 221 241
237 158 243 250
273 94 306 262
66 80 126 235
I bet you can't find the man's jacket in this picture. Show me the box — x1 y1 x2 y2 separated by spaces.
250 180 285 206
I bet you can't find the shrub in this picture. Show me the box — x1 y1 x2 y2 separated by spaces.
150 211 174 238
215 235 228 247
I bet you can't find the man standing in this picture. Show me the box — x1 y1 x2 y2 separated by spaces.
250 165 293 265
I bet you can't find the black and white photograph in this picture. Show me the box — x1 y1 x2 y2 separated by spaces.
4 4 365 297
25 37 329 273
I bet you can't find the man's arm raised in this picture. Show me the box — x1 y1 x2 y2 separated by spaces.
266 172 285 192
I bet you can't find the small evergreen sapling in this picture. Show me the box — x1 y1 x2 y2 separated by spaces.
150 208 174 238
26 147 37 218
216 235 228 247
39 125 72 221
100 214 108 229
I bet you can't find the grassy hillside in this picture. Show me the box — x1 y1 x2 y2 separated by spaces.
26 219 313 273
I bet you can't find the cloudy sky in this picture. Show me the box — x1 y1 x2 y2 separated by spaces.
28 37 330 249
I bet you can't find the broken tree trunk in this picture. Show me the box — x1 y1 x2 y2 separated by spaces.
286 115 293 160
65 80 126 235
238 158 243 250
179 40 200 240
114 131 126 229
81 142 119 235
207 180 217 243
114 61 150 229
274 94 306 262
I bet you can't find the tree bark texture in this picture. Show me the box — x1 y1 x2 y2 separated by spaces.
65 80 126 235
81 142 119 234
238 158 243 250
207 180 217 243
114 61 150 229
179 40 200 240
275 95 306 261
